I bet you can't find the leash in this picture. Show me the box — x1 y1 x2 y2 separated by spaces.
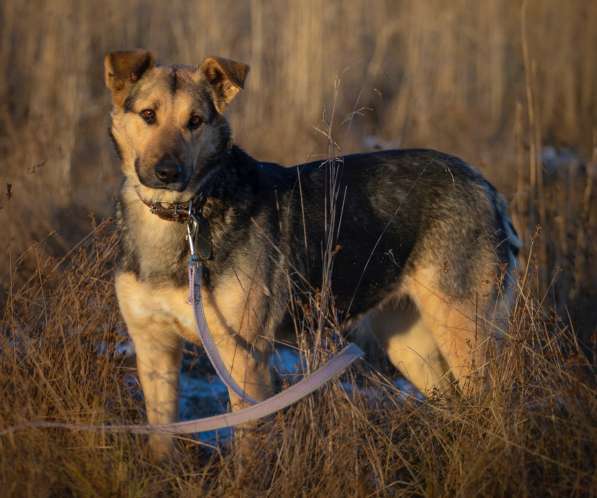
0 201 364 438
186 201 257 405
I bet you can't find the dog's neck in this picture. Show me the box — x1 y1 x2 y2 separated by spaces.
118 145 260 285
197 145 259 234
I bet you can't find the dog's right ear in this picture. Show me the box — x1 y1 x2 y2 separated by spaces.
104 50 155 106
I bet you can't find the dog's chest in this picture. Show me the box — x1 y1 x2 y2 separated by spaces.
139 227 187 279
115 271 199 344
121 197 188 284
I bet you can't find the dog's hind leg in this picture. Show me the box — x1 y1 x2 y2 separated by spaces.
362 301 453 396
385 318 453 396
405 267 495 395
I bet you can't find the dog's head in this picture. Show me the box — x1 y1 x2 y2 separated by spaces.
105 50 249 204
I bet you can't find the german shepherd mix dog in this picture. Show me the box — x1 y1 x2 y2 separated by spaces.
105 50 520 457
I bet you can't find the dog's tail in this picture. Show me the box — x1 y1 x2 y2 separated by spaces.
495 192 522 269
490 192 522 336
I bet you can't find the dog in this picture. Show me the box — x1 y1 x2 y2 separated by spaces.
105 49 521 458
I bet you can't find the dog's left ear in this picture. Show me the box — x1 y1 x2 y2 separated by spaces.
199 57 249 112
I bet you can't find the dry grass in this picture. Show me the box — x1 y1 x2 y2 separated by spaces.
1 0 596 496
0 221 595 497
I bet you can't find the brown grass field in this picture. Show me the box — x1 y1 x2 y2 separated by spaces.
1 1 596 496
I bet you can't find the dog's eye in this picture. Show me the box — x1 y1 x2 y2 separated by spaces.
188 114 203 130
140 109 156 125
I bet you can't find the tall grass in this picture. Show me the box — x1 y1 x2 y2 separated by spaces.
0 221 595 497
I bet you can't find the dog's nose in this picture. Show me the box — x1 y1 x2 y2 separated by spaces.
154 161 182 184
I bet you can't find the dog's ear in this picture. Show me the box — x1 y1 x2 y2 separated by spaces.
104 50 155 106
199 57 249 112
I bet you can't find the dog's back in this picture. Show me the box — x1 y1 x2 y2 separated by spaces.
282 149 518 311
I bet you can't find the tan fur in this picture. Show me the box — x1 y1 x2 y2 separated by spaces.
116 272 186 458
199 57 250 112
104 50 155 106
358 301 453 395
352 257 510 397
109 60 243 207
119 183 188 280
200 266 275 410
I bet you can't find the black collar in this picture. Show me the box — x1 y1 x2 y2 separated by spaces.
141 197 194 223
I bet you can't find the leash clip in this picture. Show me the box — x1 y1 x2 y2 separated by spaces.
186 196 212 261
186 200 198 258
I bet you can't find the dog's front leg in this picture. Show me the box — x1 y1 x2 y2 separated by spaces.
218 337 274 472
130 325 182 459
199 271 277 410
223 344 274 412
116 273 183 459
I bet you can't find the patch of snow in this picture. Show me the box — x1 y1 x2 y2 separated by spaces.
270 346 305 376
178 371 232 445
119 344 423 448
115 340 135 357
96 339 135 358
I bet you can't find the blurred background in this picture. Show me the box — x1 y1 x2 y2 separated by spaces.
1 0 596 338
